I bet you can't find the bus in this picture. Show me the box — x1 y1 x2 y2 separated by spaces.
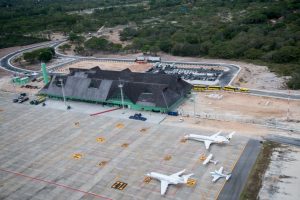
223 86 238 92
207 85 222 90
239 87 249 93
193 85 207 91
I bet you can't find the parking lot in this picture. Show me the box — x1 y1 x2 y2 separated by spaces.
0 91 248 200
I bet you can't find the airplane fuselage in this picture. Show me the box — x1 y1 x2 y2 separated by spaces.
147 172 183 184
211 171 227 177
188 134 229 144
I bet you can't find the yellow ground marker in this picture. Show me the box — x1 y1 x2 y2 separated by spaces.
180 138 187 143
72 153 83 160
111 181 128 190
121 143 129 148
115 123 124 128
140 128 148 133
164 155 172 161
199 154 206 161
143 176 152 183
98 161 108 167
74 122 80 128
186 178 197 187
96 137 105 143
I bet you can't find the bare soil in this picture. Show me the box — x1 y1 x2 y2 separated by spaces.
163 91 300 137
54 60 152 73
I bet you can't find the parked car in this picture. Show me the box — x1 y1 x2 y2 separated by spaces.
18 96 29 103
13 93 27 103
129 113 147 121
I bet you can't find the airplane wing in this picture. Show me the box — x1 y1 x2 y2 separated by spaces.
160 180 170 195
210 131 222 139
170 169 186 178
204 140 213 150
212 175 220 182
218 167 224 174
203 154 213 165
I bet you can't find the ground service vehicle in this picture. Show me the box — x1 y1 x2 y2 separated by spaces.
223 86 238 91
30 96 46 105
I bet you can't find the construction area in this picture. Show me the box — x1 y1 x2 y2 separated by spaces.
0 91 249 200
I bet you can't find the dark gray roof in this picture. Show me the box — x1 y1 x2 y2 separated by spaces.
40 67 192 108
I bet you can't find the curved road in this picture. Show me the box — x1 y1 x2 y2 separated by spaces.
0 41 299 100
0 41 64 74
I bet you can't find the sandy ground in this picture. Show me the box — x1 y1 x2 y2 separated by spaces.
54 60 152 73
0 76 44 95
161 116 279 138
258 145 300 200
101 25 132 47
180 91 300 121
0 69 12 78
162 91 300 137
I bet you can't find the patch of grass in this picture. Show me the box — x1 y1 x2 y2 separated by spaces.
240 141 280 200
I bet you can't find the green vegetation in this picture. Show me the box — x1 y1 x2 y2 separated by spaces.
0 35 47 49
240 141 280 200
23 47 55 63
0 0 299 88
58 44 71 53
84 37 122 53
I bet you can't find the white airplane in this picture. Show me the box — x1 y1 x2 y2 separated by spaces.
146 169 194 195
210 166 231 182
184 131 235 150
203 153 218 165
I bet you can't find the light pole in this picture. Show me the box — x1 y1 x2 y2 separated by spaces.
59 78 68 109
118 82 125 111
193 92 196 119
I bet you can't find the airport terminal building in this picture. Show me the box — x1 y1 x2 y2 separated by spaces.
40 67 192 112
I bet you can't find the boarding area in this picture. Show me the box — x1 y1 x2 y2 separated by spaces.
0 91 248 200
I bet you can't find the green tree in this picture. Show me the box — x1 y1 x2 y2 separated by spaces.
59 43 71 53
271 46 300 63
38 50 53 62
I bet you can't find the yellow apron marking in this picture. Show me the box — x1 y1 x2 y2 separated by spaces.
96 137 105 143
121 143 129 148
72 153 83 160
164 155 172 161
111 181 128 190
98 161 108 167
199 154 206 161
186 178 197 187
115 123 124 128
143 176 152 183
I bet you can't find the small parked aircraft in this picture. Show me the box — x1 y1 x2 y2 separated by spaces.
203 153 218 165
210 166 231 182
146 169 194 195
184 131 235 150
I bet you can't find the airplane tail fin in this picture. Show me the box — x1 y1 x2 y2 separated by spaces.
226 174 231 181
182 173 194 183
226 131 235 140
211 160 218 165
